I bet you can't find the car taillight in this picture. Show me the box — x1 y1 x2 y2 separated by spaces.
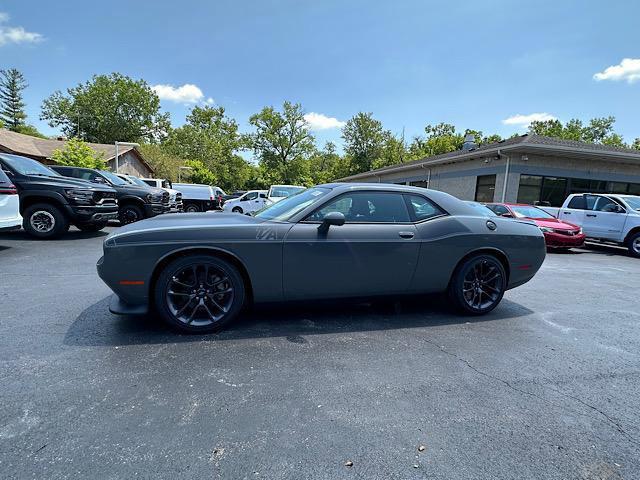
210 195 215 201
0 184 17 195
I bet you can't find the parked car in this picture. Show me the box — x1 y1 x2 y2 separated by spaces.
486 202 585 250
127 176 183 213
266 185 305 205
222 190 247 202
173 183 222 212
51 166 169 225
98 183 546 334
222 190 267 214
540 193 640 257
0 154 118 238
0 167 22 232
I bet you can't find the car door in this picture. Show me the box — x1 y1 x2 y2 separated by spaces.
584 195 627 241
559 195 587 228
282 191 419 300
241 191 261 213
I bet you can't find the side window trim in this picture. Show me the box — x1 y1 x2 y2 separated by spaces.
301 190 414 224
402 193 448 224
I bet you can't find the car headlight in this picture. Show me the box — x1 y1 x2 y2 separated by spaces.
64 188 94 205
539 226 554 233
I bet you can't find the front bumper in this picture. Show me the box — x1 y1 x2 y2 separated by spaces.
109 295 149 315
66 204 119 223
544 231 586 247
144 202 169 217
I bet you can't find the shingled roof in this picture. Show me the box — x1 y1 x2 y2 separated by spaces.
339 134 640 181
0 129 154 173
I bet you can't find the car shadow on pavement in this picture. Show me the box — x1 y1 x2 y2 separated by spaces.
64 294 534 347
0 229 109 242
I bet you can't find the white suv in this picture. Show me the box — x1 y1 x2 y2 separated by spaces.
223 190 268 214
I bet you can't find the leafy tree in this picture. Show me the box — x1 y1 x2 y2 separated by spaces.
0 68 28 130
137 143 185 182
51 137 107 169
373 132 407 169
163 105 254 191
13 124 47 138
247 101 314 184
308 142 342 184
528 116 627 146
184 159 217 185
41 73 170 144
341 112 385 174
632 138 640 151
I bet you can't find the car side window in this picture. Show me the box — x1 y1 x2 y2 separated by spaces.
488 204 509 216
567 195 586 210
405 194 445 221
593 197 620 212
308 192 410 223
584 195 599 210
244 192 258 201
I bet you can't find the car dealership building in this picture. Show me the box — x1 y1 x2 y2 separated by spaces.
339 134 640 207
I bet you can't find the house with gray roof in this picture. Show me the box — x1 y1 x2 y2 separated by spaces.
0 129 154 177
338 134 640 206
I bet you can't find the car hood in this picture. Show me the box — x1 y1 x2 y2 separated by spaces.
24 174 116 192
529 217 579 230
114 184 160 195
106 212 274 242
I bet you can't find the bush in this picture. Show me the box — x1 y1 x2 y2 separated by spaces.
52 137 107 169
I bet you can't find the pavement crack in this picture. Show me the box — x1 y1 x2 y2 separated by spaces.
423 337 640 447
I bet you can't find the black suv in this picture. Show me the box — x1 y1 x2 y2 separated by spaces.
51 166 170 224
0 153 119 239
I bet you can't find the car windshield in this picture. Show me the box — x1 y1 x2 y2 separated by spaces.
621 196 640 211
510 205 554 219
2 155 61 177
99 170 128 185
255 187 329 221
465 201 497 216
269 186 305 198
127 176 151 187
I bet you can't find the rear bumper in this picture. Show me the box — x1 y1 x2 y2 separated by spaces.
544 232 586 247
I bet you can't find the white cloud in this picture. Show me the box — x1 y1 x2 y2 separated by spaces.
0 12 44 46
303 112 346 130
502 112 557 128
593 58 640 84
205 97 215 105
152 83 205 104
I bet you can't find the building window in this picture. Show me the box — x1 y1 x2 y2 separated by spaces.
475 175 496 202
540 177 568 207
517 175 542 205
410 180 428 188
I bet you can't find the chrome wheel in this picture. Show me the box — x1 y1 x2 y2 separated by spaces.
30 211 55 233
633 237 640 254
462 258 504 311
165 263 234 327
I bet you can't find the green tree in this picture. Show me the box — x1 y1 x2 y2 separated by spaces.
51 137 107 169
184 159 217 185
0 68 28 130
13 124 47 138
372 132 407 169
632 138 640 151
247 101 314 184
341 112 386 174
137 143 185 182
308 141 342 184
163 105 254 191
528 116 627 146
41 73 170 144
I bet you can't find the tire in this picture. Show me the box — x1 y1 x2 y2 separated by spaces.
448 254 506 315
184 203 200 213
154 254 246 334
22 203 69 239
232 206 243 214
626 231 640 258
119 204 144 225
76 221 108 232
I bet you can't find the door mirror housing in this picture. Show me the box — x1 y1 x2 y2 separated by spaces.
318 211 345 234
92 177 107 184
500 212 513 218
614 204 625 213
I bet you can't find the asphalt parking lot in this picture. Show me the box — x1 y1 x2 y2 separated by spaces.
0 227 639 479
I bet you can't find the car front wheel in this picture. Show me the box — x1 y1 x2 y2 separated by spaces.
22 203 69 239
119 204 144 224
154 255 246 333
627 232 640 258
448 254 506 315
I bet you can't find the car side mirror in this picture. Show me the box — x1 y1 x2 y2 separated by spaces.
92 177 106 184
614 205 625 213
500 212 513 218
318 211 345 234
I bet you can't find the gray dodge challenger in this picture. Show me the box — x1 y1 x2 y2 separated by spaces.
98 183 546 333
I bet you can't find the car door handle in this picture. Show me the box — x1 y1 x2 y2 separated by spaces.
563 211 571 214
398 231 415 239
586 214 597 217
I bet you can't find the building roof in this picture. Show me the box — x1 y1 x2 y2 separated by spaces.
0 129 154 173
339 134 640 181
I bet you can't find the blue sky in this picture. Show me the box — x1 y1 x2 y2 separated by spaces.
2 0 639 150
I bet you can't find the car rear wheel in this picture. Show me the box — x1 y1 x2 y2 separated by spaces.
119 204 144 225
626 232 640 258
184 203 200 213
232 206 243 214
448 254 506 315
22 203 69 239
154 255 246 333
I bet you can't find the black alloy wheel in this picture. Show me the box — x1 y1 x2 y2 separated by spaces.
154 255 245 333
119 204 144 225
449 254 506 315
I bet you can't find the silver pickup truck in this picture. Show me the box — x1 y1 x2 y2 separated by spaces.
541 193 640 257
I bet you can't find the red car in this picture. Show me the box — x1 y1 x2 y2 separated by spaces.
486 203 585 249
